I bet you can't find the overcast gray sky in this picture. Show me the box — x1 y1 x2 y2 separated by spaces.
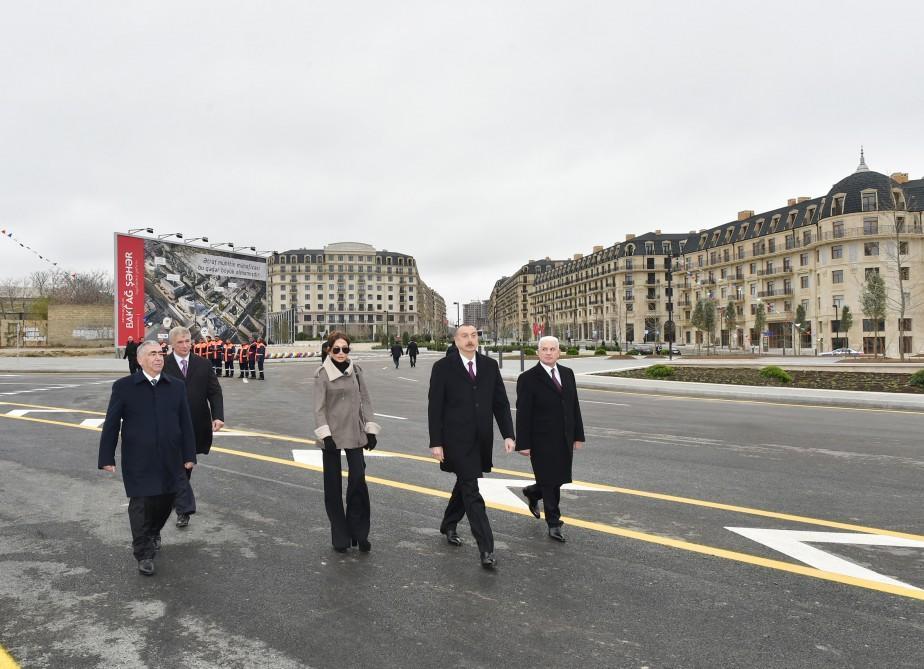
2 1 923 315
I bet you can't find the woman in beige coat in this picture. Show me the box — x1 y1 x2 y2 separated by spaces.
313 331 381 552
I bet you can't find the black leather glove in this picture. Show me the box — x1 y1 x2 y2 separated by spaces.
323 436 337 451
365 434 377 450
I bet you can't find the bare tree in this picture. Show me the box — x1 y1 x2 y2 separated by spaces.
861 272 887 358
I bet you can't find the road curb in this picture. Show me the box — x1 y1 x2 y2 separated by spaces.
499 368 924 411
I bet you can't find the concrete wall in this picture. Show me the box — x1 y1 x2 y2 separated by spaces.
47 304 114 347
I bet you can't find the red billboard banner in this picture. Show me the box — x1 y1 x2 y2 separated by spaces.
115 234 145 346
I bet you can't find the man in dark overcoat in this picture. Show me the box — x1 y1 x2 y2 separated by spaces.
390 341 403 368
428 324 515 568
515 335 585 542
406 339 419 367
98 340 197 575
123 336 139 374
163 325 224 529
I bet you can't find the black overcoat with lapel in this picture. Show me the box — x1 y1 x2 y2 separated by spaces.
163 353 224 454
515 363 585 487
98 372 197 497
428 351 515 479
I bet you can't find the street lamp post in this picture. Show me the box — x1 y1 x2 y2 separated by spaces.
453 301 460 328
832 302 839 351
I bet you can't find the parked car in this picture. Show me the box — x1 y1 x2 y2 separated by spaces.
820 347 862 357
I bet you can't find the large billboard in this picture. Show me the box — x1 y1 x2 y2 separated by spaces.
114 233 267 346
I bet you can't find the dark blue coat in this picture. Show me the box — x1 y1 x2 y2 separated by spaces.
98 372 197 497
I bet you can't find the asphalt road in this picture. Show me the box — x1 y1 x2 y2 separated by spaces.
1 354 923 668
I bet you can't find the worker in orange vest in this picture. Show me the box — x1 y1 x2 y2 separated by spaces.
223 340 235 377
237 340 250 378
247 339 258 379
255 337 267 380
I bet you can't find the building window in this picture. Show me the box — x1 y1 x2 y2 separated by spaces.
832 270 844 284
861 191 878 212
899 241 909 255
898 318 913 331
864 242 879 256
865 267 879 279
900 267 910 281
831 245 843 259
800 276 809 289
862 318 886 331
863 217 879 235
832 221 845 239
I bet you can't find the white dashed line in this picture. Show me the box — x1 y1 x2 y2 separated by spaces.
374 413 408 421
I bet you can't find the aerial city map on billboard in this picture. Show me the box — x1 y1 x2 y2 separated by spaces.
114 233 267 346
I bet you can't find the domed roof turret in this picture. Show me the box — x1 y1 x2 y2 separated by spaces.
825 151 900 215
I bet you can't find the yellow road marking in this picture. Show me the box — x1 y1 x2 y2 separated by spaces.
3 402 923 599
211 445 924 602
0 644 21 669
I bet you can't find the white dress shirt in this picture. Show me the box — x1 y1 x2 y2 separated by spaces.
539 361 560 383
459 351 477 376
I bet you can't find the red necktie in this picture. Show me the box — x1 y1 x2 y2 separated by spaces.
467 361 476 382
551 367 562 391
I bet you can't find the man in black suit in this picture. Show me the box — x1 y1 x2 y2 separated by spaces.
99 341 197 575
428 324 515 568
163 326 224 529
515 335 585 542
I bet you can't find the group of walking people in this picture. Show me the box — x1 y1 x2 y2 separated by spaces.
312 324 584 567
100 323 584 574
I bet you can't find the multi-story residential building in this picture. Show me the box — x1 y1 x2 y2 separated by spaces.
489 258 566 341
462 300 490 332
418 278 447 339
532 235 686 345
510 156 924 356
266 241 447 340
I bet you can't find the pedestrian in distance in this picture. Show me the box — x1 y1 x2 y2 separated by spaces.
313 331 381 553
406 339 419 367
515 335 585 542
390 340 403 368
320 339 331 363
162 326 225 529
98 340 197 576
445 341 457 357
123 336 139 374
428 324 515 568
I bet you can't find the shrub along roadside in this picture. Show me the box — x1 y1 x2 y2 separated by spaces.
645 364 675 379
758 366 793 384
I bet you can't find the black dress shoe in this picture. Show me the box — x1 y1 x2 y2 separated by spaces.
175 513 190 528
480 551 497 568
333 546 348 553
523 490 541 519
358 540 372 553
548 527 566 542
138 559 155 576
444 528 463 546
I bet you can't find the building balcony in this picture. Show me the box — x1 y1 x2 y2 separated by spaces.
756 289 793 298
